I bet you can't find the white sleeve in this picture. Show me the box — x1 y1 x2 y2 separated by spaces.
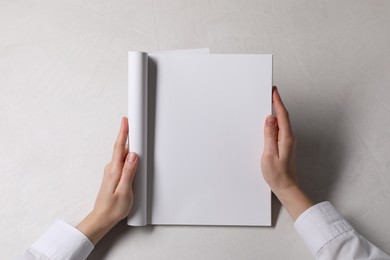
13 220 94 260
294 201 390 259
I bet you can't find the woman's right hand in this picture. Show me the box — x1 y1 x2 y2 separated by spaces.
261 87 313 220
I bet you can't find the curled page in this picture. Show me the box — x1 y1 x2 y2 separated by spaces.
127 52 148 226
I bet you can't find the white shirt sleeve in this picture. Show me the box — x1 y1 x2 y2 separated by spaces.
294 201 390 259
13 220 94 260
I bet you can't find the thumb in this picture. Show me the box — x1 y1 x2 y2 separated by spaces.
263 115 279 156
116 152 138 193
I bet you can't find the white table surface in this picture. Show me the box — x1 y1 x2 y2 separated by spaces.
1 0 390 259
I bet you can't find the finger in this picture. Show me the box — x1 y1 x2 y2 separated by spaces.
112 117 129 163
272 87 293 140
263 115 279 157
273 87 296 160
116 152 138 194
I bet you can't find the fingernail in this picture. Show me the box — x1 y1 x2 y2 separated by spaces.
128 152 136 163
266 116 276 127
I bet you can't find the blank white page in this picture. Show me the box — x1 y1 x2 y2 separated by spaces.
149 54 272 226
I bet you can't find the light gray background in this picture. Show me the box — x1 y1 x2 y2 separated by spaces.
1 0 389 259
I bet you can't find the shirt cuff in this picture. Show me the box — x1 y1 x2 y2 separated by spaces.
294 201 354 256
29 220 94 260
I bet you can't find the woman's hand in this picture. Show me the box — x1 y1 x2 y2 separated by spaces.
261 87 313 220
76 117 138 245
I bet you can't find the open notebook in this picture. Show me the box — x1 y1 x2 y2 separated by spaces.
127 50 272 226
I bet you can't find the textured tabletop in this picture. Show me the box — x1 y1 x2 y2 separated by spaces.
1 1 390 259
